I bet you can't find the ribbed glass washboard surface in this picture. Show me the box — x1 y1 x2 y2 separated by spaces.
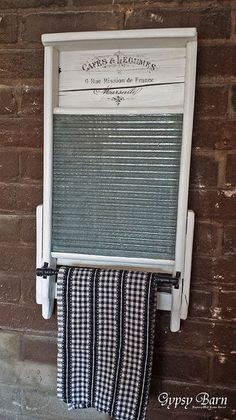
52 114 183 260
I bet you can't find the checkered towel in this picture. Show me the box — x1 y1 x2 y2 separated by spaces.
57 267 157 420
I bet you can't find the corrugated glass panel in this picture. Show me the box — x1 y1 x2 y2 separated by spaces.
52 114 183 260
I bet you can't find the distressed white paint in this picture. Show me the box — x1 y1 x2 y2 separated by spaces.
37 28 197 330
181 210 195 320
54 252 175 272
58 47 185 109
171 40 197 332
59 83 184 109
54 105 184 114
36 204 43 305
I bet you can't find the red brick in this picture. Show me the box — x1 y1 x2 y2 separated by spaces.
0 14 18 43
189 188 236 221
0 244 35 272
125 6 231 39
0 150 19 181
0 183 42 213
0 215 21 242
193 119 236 150
146 409 176 420
20 335 57 364
218 290 236 321
20 216 36 243
223 224 236 254
21 273 35 304
20 86 43 116
0 118 43 148
211 354 236 385
0 50 43 81
226 154 236 185
188 289 212 319
190 154 218 187
74 0 112 5
0 0 66 7
21 12 123 42
198 45 236 79
193 222 219 257
231 85 236 112
0 273 21 303
194 86 228 118
213 256 236 286
20 151 43 180
191 256 215 287
156 314 210 351
152 351 209 383
0 302 57 331
0 86 17 115
209 323 236 353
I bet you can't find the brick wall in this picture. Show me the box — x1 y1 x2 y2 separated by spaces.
0 1 235 419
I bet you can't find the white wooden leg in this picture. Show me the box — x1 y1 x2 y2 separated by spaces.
170 279 182 332
41 273 56 319
181 210 195 320
36 205 43 305
36 204 56 319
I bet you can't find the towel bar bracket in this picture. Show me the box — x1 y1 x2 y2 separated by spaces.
36 263 57 278
153 271 180 289
36 265 180 289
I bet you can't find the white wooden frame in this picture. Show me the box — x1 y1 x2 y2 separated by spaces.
36 28 197 331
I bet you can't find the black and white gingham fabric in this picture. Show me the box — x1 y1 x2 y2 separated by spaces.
57 267 157 420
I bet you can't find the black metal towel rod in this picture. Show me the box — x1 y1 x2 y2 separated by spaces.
36 264 180 289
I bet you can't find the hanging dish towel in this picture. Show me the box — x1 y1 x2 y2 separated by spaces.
57 267 157 420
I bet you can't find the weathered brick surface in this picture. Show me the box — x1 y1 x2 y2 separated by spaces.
231 85 236 113
226 154 236 185
188 289 212 319
0 303 57 331
21 273 36 304
0 150 19 181
21 12 124 42
0 50 43 81
193 221 219 256
189 188 236 221
20 215 36 243
0 14 18 43
0 273 21 303
0 215 21 242
218 290 236 321
192 119 236 150
190 153 219 187
211 354 236 385
0 183 42 212
194 86 229 118
223 224 236 254
155 314 210 351
0 0 66 7
213 256 236 286
191 256 215 287
210 322 236 353
0 118 43 148
0 85 17 115
0 244 35 272
125 6 231 39
153 351 209 383
198 45 236 79
20 150 43 180
20 85 43 115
